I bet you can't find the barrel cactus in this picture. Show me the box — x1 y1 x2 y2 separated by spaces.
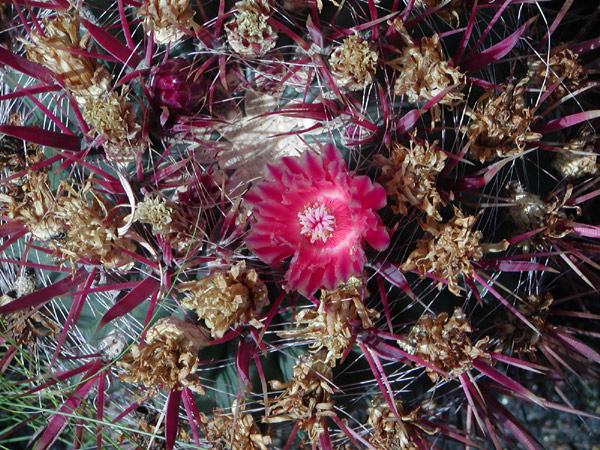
1 1 599 449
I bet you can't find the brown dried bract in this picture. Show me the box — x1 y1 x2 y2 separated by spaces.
22 14 110 101
201 400 272 450
392 34 465 105
463 79 542 162
264 351 336 444
528 45 587 103
178 262 269 339
401 208 489 295
375 138 446 220
329 34 378 91
367 395 431 450
506 183 575 251
402 307 488 381
225 0 278 57
137 0 196 45
281 276 378 364
496 294 553 358
118 317 208 393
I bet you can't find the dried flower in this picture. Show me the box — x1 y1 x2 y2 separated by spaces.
225 0 278 57
401 307 488 381
22 14 110 101
50 180 136 269
329 34 378 91
392 34 465 105
507 183 574 251
201 400 272 450
367 396 429 450
245 145 390 297
553 130 598 179
496 294 553 358
137 0 196 45
463 79 542 162
264 351 336 444
528 45 587 102
82 90 144 163
281 276 378 364
0 270 59 349
118 317 208 393
136 196 175 235
401 208 508 295
177 262 269 339
0 170 64 242
375 138 446 220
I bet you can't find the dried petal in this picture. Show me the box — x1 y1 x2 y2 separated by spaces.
329 34 378 91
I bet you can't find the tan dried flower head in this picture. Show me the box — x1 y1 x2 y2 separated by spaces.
507 183 574 251
414 0 473 23
281 276 379 364
392 34 465 105
82 90 144 163
0 271 59 350
496 294 552 358
463 79 542 162
329 34 378 91
225 0 278 57
265 351 336 444
367 396 427 450
136 196 174 235
404 307 488 381
375 138 447 220
553 130 598 179
22 14 110 100
50 181 136 269
119 317 208 393
401 208 485 295
201 400 272 450
177 262 269 339
528 45 587 102
137 0 196 45
0 170 63 241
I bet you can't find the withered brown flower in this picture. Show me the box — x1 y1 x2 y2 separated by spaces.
137 0 196 45
528 45 587 103
201 400 272 450
463 79 542 162
401 307 489 382
225 0 278 57
391 34 465 105
118 317 209 393
281 276 378 364
401 208 503 295
177 262 269 339
553 129 598 179
506 183 575 251
22 14 111 101
329 34 378 91
264 351 336 444
367 395 431 450
375 137 446 220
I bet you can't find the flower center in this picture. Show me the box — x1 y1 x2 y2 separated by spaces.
298 202 336 244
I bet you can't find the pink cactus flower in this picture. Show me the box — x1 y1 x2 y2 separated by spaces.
245 145 390 297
